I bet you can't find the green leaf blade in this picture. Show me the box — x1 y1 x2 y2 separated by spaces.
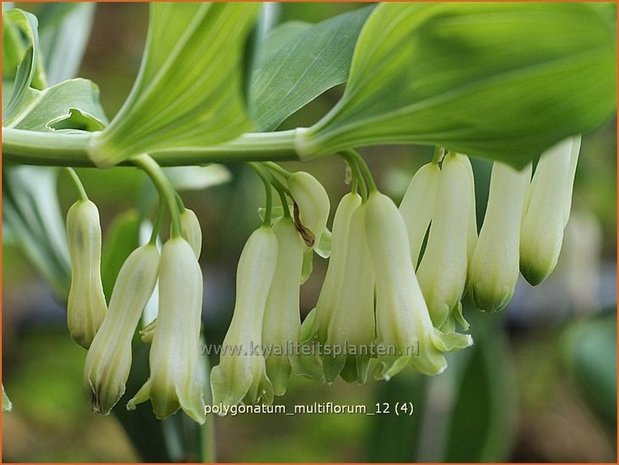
250 6 373 131
89 3 259 167
299 3 617 167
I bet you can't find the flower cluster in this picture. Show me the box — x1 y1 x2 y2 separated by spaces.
66 136 581 420
66 196 206 423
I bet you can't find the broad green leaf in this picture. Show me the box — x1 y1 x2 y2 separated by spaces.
38 3 96 85
88 3 259 167
165 165 232 191
297 3 616 168
5 78 107 131
2 385 11 412
251 6 373 131
258 21 311 65
101 210 141 300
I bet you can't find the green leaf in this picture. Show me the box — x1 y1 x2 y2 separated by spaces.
88 3 259 167
2 8 46 91
257 21 311 65
5 78 107 131
250 6 373 131
297 3 617 168
101 210 141 301
38 3 96 85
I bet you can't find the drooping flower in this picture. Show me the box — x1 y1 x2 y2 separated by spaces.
180 208 202 259
399 162 441 267
286 171 330 246
302 192 362 345
416 153 476 332
84 244 159 415
520 136 581 285
66 199 108 348
127 238 205 424
262 217 305 396
210 226 277 406
467 162 532 312
364 192 472 380
323 203 375 383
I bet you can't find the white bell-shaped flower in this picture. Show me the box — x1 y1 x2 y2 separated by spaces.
210 226 277 406
417 153 475 332
520 136 581 285
66 199 107 348
365 192 472 380
323 203 375 383
262 218 305 396
84 244 159 414
303 192 362 344
399 162 440 267
127 238 205 424
468 162 531 312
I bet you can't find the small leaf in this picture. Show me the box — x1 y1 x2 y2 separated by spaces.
298 3 616 168
88 3 259 167
5 78 107 131
250 6 373 131
300 246 313 284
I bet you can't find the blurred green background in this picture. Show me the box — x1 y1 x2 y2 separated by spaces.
3 3 616 462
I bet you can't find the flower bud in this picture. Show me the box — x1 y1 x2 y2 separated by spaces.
399 162 440 267
365 192 472 380
304 192 362 344
84 244 159 415
286 171 330 246
180 208 202 259
127 238 205 424
66 199 107 348
417 154 475 331
323 204 375 383
262 218 305 396
210 226 277 406
520 136 581 285
468 162 531 312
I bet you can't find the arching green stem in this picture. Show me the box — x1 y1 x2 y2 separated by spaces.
248 162 274 226
64 167 89 201
149 202 164 246
133 154 182 238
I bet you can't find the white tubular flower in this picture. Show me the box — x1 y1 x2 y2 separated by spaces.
286 171 330 246
365 192 472 380
210 226 277 406
417 154 475 332
399 162 440 267
323 204 375 383
180 208 202 259
303 192 362 344
468 162 532 312
84 244 159 415
262 218 305 396
66 199 107 349
520 136 581 285
127 238 205 424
